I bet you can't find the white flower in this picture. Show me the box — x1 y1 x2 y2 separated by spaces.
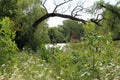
49 70 52 74
38 74 43 78
97 36 101 38
99 67 104 71
1 64 5 67
57 76 61 79
81 72 90 77
116 66 120 69
0 75 5 80
44 67 48 70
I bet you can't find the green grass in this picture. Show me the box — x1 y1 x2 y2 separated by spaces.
0 37 120 80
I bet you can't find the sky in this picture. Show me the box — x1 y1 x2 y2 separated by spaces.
46 0 117 27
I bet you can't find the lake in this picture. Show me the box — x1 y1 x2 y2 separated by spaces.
45 43 68 50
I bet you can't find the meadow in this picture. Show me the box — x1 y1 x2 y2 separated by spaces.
0 34 120 80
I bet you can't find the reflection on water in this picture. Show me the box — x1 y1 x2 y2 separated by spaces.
45 43 68 50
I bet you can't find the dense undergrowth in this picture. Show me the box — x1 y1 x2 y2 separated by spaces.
0 37 120 80
0 18 120 80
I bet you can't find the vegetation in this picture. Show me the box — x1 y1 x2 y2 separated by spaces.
0 0 120 80
0 17 17 76
48 20 84 43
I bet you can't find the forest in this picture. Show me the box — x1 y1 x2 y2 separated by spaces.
0 0 120 79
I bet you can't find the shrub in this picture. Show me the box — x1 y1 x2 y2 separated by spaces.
0 17 17 75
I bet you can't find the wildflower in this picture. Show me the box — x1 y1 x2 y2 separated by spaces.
97 36 101 38
0 75 5 80
115 66 120 69
94 79 99 80
57 76 61 79
44 67 48 70
80 72 90 77
36 64 41 67
99 67 104 71
1 64 5 67
40 64 44 67
49 70 52 74
38 74 43 78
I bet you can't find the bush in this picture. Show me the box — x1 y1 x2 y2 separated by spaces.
0 17 17 75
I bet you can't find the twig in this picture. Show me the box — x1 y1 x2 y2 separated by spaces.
41 0 48 13
53 0 73 13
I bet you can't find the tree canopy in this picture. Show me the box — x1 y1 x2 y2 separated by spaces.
0 0 120 50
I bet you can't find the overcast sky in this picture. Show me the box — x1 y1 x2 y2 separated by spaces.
46 0 117 27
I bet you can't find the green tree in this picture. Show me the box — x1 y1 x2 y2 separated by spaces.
92 0 120 40
62 20 84 42
48 27 64 43
48 20 84 43
101 4 120 39
0 0 18 19
14 0 49 51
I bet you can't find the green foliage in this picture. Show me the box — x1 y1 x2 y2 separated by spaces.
62 20 84 41
48 27 65 43
0 29 120 80
101 4 120 38
14 0 49 51
69 34 119 80
92 0 120 39
0 0 120 80
48 20 84 43
26 23 49 51
33 24 49 49
0 0 18 19
0 17 17 75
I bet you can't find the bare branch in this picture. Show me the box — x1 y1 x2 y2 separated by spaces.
61 1 72 13
90 14 106 26
70 0 89 17
71 6 83 16
53 0 73 13
41 0 48 13
74 11 82 17
61 6 70 13
32 13 87 31
71 6 78 16
96 14 101 19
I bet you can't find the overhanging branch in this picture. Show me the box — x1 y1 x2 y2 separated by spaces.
32 13 87 30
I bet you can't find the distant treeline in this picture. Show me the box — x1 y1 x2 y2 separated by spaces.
48 20 84 43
